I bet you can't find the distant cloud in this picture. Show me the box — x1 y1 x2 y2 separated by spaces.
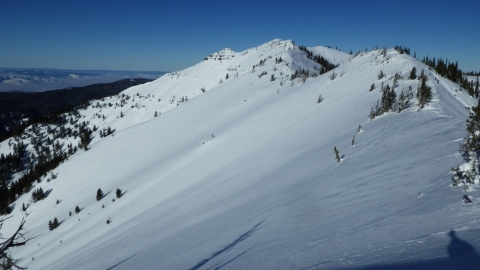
68 74 80 79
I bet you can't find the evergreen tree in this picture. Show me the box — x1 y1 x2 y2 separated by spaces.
417 75 432 108
53 218 59 229
96 188 104 201
409 67 417 80
116 188 122 198
75 205 81 213
48 220 54 231
381 85 396 113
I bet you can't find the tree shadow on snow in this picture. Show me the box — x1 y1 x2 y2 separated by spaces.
105 254 138 270
188 221 264 270
43 188 53 198
332 230 480 270
101 191 112 200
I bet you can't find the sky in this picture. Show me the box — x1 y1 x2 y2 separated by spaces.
1 0 479 72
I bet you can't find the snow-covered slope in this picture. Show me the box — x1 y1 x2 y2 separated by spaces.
3 39 480 269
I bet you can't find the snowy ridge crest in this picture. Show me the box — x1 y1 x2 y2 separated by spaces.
1 39 479 269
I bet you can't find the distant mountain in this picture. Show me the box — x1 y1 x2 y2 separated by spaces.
0 68 166 93
1 39 480 269
0 78 153 139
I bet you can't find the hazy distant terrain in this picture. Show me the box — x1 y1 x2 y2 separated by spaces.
0 68 166 93
0 78 153 138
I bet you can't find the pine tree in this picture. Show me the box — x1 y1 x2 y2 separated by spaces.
417 75 432 108
409 67 417 80
96 188 104 201
75 205 81 213
116 188 122 198
48 220 54 231
53 218 59 229
381 84 396 113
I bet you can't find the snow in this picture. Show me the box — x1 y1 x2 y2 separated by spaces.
2 39 480 269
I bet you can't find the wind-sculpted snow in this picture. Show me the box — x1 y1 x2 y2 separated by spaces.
2 39 480 269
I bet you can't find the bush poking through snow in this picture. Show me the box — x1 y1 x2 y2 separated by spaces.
329 71 337 80
378 70 385 80
334 147 340 162
463 194 473 204
317 95 324 104
258 71 267 78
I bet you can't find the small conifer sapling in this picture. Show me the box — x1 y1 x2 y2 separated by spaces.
116 188 122 198
96 188 104 201
334 147 341 162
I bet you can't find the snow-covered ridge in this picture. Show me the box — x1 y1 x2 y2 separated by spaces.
2 39 479 269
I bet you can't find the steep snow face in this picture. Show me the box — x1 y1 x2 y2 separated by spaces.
3 40 480 269
307 45 352 66
0 39 342 161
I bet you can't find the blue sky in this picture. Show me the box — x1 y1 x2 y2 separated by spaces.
1 0 479 72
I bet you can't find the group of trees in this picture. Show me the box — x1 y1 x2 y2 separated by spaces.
369 79 413 120
96 188 123 202
48 218 59 231
393 45 411 55
0 110 97 215
422 56 479 97
298 45 338 74
452 96 480 187
31 187 46 203
99 127 114 138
